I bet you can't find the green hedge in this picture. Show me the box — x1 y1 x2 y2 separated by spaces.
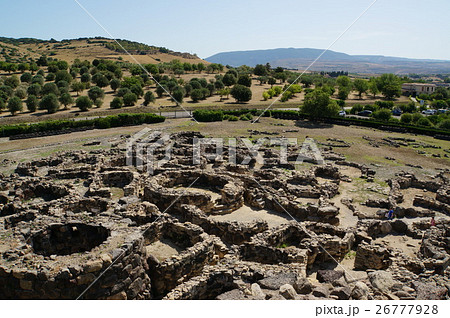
193 110 224 122
0 113 165 138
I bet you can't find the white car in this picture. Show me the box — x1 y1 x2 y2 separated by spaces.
338 110 346 117
422 109 437 115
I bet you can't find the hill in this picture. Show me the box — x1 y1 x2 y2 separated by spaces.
0 36 204 64
206 48 450 74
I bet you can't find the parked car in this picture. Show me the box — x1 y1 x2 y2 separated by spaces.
437 109 448 114
392 108 402 116
338 110 346 117
422 109 437 115
357 110 372 117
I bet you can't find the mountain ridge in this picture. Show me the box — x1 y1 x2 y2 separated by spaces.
206 48 450 74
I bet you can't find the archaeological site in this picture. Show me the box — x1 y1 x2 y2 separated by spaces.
0 127 449 300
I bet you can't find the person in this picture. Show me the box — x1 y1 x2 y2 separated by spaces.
387 209 394 220
431 216 436 227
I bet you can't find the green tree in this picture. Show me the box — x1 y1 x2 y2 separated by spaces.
222 73 237 87
88 86 105 102
254 64 268 76
42 83 59 96
4 75 20 89
301 89 340 118
32 75 45 86
110 78 121 92
173 88 184 104
76 96 93 111
110 97 123 109
190 89 204 102
400 113 413 124
197 63 206 73
353 79 369 99
268 77 277 87
7 96 23 115
59 93 74 109
337 86 351 100
14 87 27 100
143 91 156 106
416 117 433 127
39 93 60 113
92 73 109 88
20 72 32 83
55 70 72 84
81 73 91 83
26 95 39 112
230 84 252 103
71 81 84 96
237 74 252 87
368 78 379 98
27 84 42 97
336 75 351 88
123 92 138 106
377 74 401 99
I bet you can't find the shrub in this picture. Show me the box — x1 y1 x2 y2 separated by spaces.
400 113 413 124
416 117 433 127
262 91 270 101
280 91 292 102
399 102 417 113
193 110 223 122
411 113 423 123
227 115 239 121
437 119 450 130
350 104 364 114
230 84 252 103
110 97 124 109
375 101 394 109
372 108 392 121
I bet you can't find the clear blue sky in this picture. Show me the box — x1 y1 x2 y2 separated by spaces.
1 0 449 60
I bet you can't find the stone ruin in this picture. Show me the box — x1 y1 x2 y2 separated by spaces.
0 131 449 300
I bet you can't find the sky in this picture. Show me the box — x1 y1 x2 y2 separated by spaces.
1 0 449 60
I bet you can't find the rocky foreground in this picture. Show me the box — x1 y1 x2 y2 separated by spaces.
0 132 449 300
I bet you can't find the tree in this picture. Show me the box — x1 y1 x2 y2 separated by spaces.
190 89 204 102
123 92 138 106
55 70 72 84
7 96 23 115
26 95 39 112
110 78 121 92
416 117 433 127
42 83 59 96
337 86 351 100
368 78 379 98
377 73 401 99
400 113 412 124
218 88 230 101
20 72 32 83
4 75 20 89
32 75 45 86
0 98 5 112
39 93 60 113
27 84 42 97
222 73 237 87
118 87 132 98
262 91 270 101
92 73 109 88
254 64 268 76
81 73 91 83
268 77 277 87
301 89 340 118
197 63 205 73
76 96 93 111
59 93 74 109
130 84 144 97
71 81 84 96
230 84 252 103
143 91 155 106
14 87 27 100
88 86 105 102
110 97 123 109
237 74 252 87
353 79 369 99
336 75 352 88
173 88 184 104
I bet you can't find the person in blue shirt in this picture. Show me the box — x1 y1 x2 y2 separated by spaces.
387 209 394 220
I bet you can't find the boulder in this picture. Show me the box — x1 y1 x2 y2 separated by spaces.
380 221 392 234
258 272 297 290
251 283 265 300
351 282 370 300
216 289 246 300
316 270 344 283
312 285 330 298
414 282 448 300
331 286 352 300
368 271 394 293
293 276 313 294
279 284 297 300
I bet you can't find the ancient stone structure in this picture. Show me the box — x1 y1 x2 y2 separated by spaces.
0 132 449 300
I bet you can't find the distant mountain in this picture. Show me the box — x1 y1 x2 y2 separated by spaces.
206 48 450 74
